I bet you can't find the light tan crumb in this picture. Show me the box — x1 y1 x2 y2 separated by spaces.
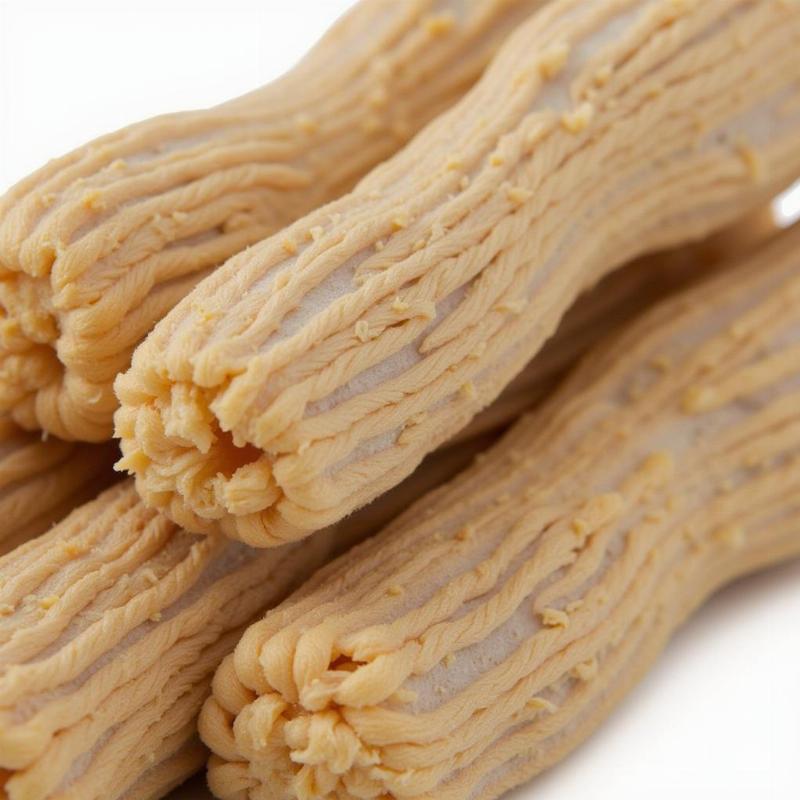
295 114 317 134
460 381 477 400
527 696 558 714
391 688 418 704
423 12 455 36
355 320 370 343
392 296 410 313
469 342 487 359
62 542 85 558
561 103 595 134
571 657 599 681
82 190 105 211
541 607 570 628
456 524 474 542
682 385 718 413
495 299 525 314
571 517 589 536
392 212 411 230
715 524 745 548
507 185 533 205
539 42 570 79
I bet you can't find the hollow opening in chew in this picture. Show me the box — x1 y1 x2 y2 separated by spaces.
212 428 263 477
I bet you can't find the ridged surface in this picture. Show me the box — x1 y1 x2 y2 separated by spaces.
200 224 800 800
0 418 116 556
0 0 544 441
0 410 515 800
2 223 748 800
116 0 800 545
452 207 776 445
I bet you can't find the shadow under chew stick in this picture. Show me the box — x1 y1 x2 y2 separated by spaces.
200 223 800 800
0 418 116 556
0 0 546 442
116 0 800 546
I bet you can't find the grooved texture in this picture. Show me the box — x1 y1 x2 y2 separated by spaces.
0 0 544 441
0 407 519 800
199 225 800 800
0 418 116 556
0 222 755 800
116 0 800 546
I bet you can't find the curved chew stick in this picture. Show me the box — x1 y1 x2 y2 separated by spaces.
0 217 768 800
0 217 771 798
199 224 800 800
0 0 544 442
0 419 116 556
116 0 800 545
454 206 777 444
0 430 504 800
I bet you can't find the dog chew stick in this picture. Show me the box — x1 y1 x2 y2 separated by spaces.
0 211 772 800
0 420 507 800
0 419 116 556
0 0 550 444
454 205 778 445
115 0 800 546
199 222 800 800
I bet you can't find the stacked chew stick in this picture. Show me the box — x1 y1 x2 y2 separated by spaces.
0 2 798 799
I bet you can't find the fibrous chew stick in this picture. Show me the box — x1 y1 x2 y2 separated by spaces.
0 0 545 442
116 0 800 546
0 418 115 556
0 214 769 800
453 206 777 445
0 424 512 800
199 223 800 800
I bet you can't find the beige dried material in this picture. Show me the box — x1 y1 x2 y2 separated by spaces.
116 0 800 546
0 418 116 556
0 415 507 800
1 217 768 800
454 206 777 444
200 224 800 800
0 0 546 442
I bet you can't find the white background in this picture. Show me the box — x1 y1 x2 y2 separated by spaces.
1 2 798 798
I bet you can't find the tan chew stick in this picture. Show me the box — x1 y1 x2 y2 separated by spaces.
454 205 777 444
0 423 506 800
116 0 800 546
0 419 116 556
0 217 775 800
199 222 800 800
0 0 546 442
0 212 772 800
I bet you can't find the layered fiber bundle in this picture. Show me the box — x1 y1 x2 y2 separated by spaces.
0 0 544 442
0 421 507 800
200 223 800 800
454 206 776 443
0 419 115 555
116 0 800 546
1 214 770 800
